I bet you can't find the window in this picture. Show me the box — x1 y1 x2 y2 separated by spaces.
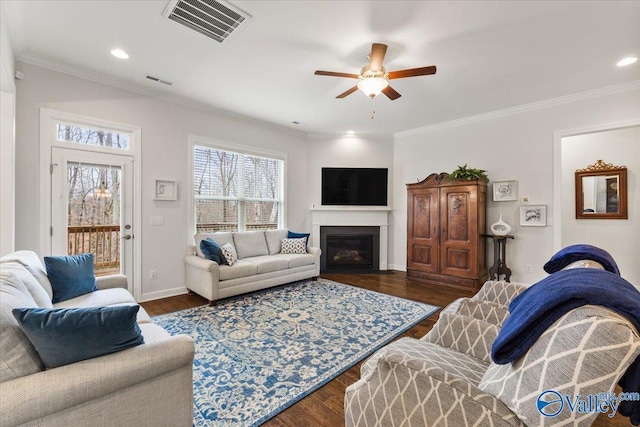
57 124 129 150
193 145 283 233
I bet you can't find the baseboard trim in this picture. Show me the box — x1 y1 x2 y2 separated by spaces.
140 286 188 303
388 264 407 272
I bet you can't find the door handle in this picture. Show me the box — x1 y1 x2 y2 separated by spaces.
122 234 133 240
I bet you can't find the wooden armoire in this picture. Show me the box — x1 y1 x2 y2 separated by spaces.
406 172 488 293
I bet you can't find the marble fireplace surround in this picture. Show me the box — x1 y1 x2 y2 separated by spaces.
310 207 391 270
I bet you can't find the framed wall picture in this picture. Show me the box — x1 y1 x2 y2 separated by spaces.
492 180 517 201
154 180 177 200
520 205 546 226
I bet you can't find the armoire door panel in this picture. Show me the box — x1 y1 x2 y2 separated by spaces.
412 193 434 239
407 187 439 272
440 185 478 278
411 245 434 269
446 193 469 241
444 247 471 271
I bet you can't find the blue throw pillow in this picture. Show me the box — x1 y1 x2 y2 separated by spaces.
543 244 620 275
44 253 97 303
288 231 310 247
12 306 144 369
199 238 227 265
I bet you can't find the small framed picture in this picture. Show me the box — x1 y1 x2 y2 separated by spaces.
493 180 517 201
520 205 546 226
154 180 177 201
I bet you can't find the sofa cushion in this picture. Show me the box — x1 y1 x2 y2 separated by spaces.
271 253 315 269
13 305 144 369
288 231 310 246
220 243 238 266
233 231 269 259
53 288 152 324
265 229 288 254
281 238 307 254
44 254 97 303
218 260 258 281
0 271 45 381
0 250 54 300
243 255 289 274
194 232 234 258
200 238 227 265
0 262 53 308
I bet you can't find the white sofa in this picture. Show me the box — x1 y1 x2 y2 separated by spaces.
0 250 195 427
184 229 321 305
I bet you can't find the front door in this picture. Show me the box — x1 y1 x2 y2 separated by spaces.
51 147 134 287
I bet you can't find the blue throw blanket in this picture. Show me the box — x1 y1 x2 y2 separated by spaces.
491 269 640 425
543 243 620 275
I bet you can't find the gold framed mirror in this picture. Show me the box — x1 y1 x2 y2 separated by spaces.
575 160 627 219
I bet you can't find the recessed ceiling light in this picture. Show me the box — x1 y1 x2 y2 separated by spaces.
347 130 355 135
616 57 637 67
110 49 129 59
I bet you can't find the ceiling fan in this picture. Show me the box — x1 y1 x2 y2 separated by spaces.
314 43 436 100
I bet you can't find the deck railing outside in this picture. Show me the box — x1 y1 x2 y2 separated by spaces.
67 225 120 275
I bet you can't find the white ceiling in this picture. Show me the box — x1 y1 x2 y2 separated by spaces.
4 1 640 137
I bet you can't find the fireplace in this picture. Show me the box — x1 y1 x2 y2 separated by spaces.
320 226 380 273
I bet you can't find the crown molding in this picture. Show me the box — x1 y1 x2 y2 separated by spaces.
395 80 640 139
305 132 394 140
16 53 307 139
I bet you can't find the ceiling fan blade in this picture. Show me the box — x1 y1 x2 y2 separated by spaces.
336 86 359 98
369 43 388 71
388 66 437 79
315 70 360 79
382 85 401 100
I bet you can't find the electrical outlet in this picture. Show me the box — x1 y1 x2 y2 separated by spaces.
150 269 157 280
525 264 533 273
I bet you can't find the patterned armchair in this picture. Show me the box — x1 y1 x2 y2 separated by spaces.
344 281 640 427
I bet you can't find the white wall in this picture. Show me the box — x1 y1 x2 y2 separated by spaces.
0 2 15 92
561 126 639 285
392 87 640 283
305 135 395 209
14 62 308 301
0 1 16 254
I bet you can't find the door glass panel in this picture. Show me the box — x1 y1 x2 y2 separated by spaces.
66 162 121 276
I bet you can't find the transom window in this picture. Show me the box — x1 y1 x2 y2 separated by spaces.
193 144 284 233
57 124 130 150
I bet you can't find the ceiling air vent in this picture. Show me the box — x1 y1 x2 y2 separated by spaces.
163 0 251 43
146 75 174 86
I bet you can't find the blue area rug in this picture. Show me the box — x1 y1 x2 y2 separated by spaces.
154 278 439 427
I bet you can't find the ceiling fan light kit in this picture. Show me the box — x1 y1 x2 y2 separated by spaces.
315 43 436 101
357 77 389 98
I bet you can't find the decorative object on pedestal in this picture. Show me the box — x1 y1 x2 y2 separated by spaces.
490 215 512 236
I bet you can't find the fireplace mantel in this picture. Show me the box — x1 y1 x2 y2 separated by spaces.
310 206 391 270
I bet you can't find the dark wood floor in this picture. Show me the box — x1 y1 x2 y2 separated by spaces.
141 272 627 427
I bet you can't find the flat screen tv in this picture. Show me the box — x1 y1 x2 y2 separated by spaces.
321 168 388 206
